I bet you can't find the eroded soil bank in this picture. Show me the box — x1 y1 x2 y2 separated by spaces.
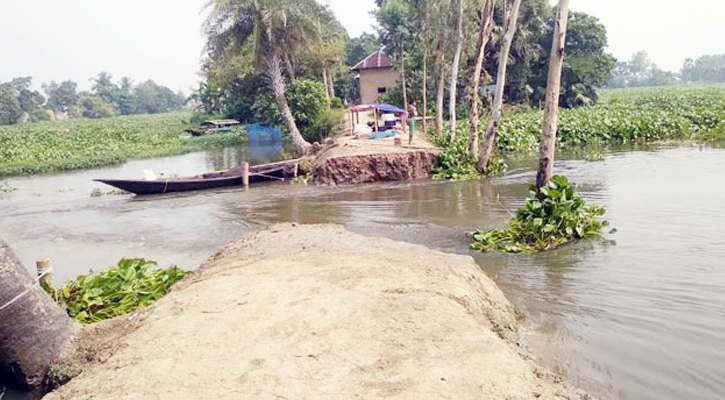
310 131 440 185
44 223 589 400
312 150 438 185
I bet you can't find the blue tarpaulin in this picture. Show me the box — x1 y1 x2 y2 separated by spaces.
374 103 406 114
369 129 397 140
247 123 282 144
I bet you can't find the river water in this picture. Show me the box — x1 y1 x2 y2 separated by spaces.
1 145 724 400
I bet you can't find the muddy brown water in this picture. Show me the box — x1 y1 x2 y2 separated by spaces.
2 144 724 400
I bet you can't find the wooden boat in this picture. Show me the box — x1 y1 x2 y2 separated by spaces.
94 159 301 195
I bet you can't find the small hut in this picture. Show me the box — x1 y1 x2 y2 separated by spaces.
351 50 399 104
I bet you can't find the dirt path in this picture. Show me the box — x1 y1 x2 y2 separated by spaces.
44 223 588 400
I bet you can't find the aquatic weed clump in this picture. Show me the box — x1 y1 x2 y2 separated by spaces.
45 258 187 323
471 175 607 253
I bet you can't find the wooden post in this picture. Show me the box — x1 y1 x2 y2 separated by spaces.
242 162 250 188
36 258 53 288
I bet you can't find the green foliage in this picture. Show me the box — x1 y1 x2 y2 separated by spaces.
252 79 332 142
377 85 404 107
681 54 725 83
0 112 245 177
330 97 344 109
432 129 480 181
42 80 79 113
471 176 607 253
0 83 23 124
449 86 725 160
45 258 186 324
608 51 678 88
530 11 616 108
75 95 117 119
431 124 506 180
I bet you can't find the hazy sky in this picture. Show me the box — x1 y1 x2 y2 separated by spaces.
0 0 722 93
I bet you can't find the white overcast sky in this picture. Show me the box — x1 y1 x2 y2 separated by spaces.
0 0 722 93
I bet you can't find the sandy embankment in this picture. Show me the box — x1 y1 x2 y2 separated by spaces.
44 223 587 400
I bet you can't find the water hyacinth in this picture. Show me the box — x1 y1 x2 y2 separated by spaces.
0 112 246 177
45 258 187 323
471 175 608 253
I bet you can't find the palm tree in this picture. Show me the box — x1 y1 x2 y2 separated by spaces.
204 0 323 156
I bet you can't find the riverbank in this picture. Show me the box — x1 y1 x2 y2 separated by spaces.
310 121 440 185
43 223 589 400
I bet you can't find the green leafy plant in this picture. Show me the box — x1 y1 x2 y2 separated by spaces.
471 175 608 253
45 258 186 323
431 125 507 180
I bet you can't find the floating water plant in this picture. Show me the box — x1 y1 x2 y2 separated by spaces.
471 175 607 253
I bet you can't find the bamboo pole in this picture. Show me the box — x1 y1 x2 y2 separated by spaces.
242 162 250 188
36 258 53 288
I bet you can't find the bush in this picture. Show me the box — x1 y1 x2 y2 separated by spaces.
431 122 506 180
251 78 333 142
304 107 344 143
330 97 344 109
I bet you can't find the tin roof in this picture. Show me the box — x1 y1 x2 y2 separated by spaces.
202 119 240 126
351 50 394 71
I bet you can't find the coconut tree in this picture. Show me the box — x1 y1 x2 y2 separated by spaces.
204 0 323 156
0 237 77 396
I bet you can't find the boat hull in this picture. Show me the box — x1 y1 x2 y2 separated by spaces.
94 176 246 195
94 159 298 195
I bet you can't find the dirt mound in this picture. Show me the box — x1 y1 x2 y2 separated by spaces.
44 223 587 400
312 151 438 185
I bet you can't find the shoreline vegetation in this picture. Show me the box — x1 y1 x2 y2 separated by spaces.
1 86 723 180
0 112 246 178
432 85 725 180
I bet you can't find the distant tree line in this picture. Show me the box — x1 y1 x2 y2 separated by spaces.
0 73 186 125
608 51 725 88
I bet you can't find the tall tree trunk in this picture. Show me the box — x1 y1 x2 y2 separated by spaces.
0 238 77 396
435 52 446 137
321 69 331 99
422 48 428 136
326 70 336 98
401 38 408 111
477 0 523 171
536 0 570 191
448 0 464 143
265 52 312 156
467 0 496 157
422 0 430 136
